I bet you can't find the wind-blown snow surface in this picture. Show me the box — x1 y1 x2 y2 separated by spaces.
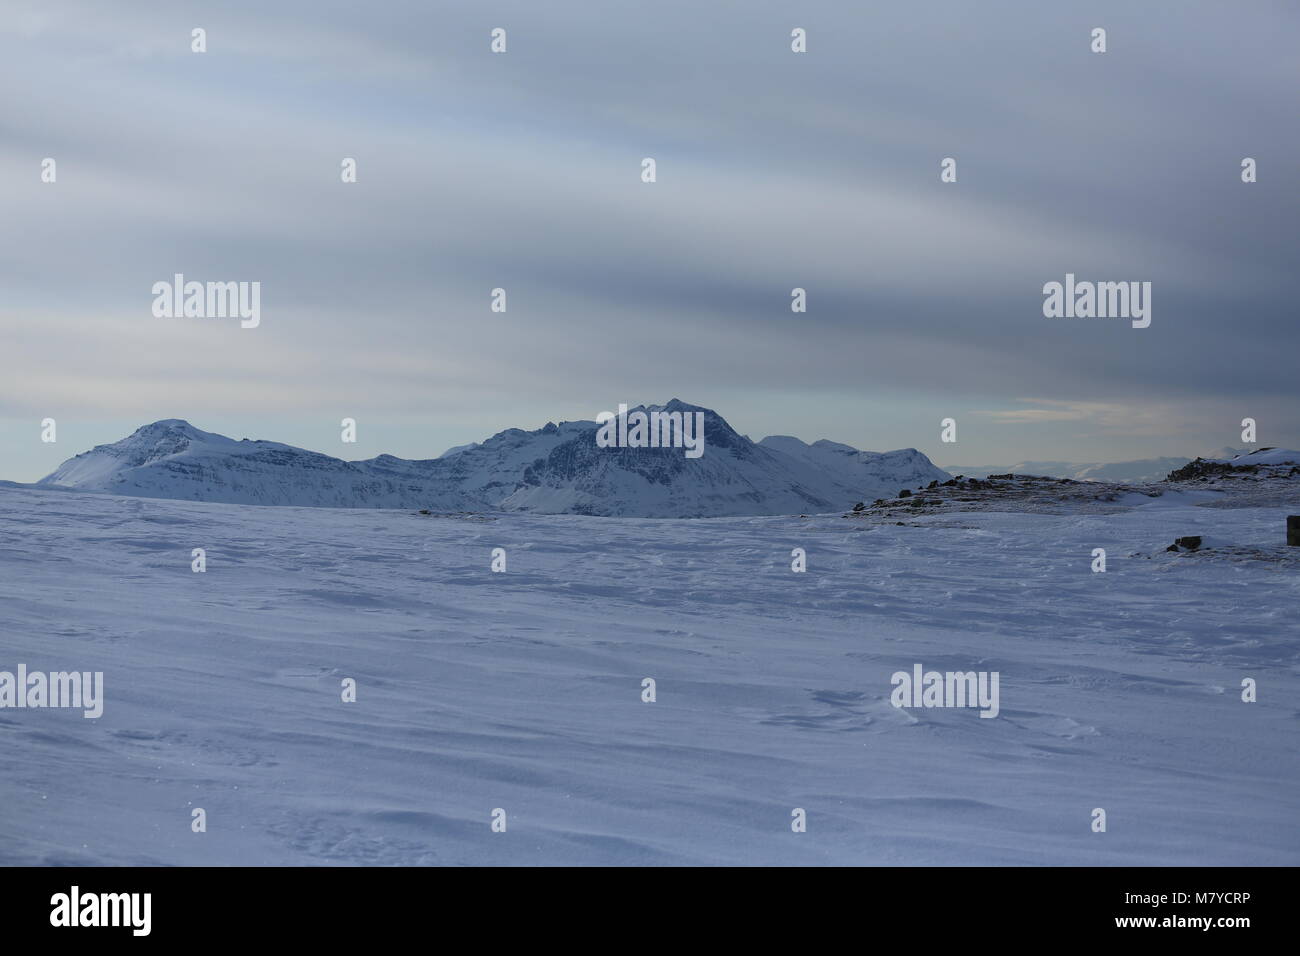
35 403 948 517
0 485 1296 866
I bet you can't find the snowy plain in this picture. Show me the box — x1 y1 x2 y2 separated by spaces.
0 484 1296 866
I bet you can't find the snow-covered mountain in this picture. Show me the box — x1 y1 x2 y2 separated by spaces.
37 401 949 517
756 436 948 501
38 419 487 511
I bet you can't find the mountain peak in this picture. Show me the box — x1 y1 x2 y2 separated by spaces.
127 419 230 444
132 418 194 435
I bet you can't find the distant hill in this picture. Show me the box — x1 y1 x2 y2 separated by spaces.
941 456 1195 484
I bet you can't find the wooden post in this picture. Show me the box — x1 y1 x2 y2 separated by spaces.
1288 516 1300 547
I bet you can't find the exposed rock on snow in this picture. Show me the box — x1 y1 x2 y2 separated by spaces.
1167 447 1300 482
850 467 1300 520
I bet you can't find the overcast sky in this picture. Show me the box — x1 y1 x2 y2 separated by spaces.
2 0 1296 481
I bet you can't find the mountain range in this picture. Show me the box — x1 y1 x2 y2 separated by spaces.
34 400 950 517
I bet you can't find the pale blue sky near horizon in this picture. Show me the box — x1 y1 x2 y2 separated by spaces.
2 1 1297 482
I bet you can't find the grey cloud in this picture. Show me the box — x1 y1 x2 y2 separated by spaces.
1 0 1296 471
